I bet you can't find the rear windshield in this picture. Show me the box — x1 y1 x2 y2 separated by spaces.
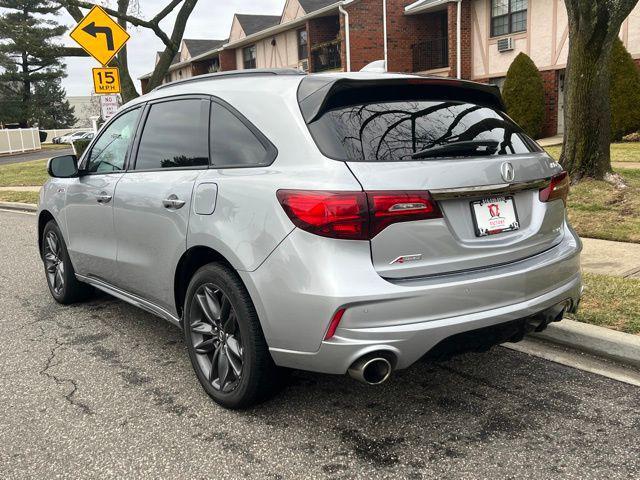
307 100 540 162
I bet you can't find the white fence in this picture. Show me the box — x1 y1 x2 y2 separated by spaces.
0 128 42 155
42 128 92 144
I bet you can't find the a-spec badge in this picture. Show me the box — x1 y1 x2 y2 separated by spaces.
390 254 423 265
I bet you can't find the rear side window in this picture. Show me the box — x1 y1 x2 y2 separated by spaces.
210 103 273 168
134 99 209 170
308 100 539 162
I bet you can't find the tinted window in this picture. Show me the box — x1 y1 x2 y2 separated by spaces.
309 100 537 162
135 99 209 170
85 108 140 173
210 104 270 168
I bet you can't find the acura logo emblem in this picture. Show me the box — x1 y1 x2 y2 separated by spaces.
501 162 515 183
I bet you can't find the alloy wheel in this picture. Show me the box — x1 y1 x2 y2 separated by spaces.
189 284 244 393
44 231 65 296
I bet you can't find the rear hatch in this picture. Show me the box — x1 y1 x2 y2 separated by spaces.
299 75 566 279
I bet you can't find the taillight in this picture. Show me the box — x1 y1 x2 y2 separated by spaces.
367 191 442 238
539 172 570 206
277 189 442 240
276 190 369 240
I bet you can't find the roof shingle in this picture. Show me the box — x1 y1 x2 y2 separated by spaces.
235 14 281 36
183 39 227 58
298 0 339 14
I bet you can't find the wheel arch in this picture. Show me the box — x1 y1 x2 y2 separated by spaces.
174 245 236 319
38 210 56 259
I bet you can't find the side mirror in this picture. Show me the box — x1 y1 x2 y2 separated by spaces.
47 155 79 178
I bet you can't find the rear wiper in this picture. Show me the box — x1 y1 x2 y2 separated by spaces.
411 140 500 159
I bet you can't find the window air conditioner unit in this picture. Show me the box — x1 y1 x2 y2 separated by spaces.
298 59 309 72
497 37 514 53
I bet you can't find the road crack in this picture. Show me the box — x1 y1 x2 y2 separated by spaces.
40 337 93 415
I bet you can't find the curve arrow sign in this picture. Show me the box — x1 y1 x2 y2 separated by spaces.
82 22 114 51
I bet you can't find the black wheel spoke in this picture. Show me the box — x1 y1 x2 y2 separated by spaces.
191 321 214 335
189 283 244 393
209 343 223 383
225 343 242 377
44 231 65 295
194 337 217 354
218 349 230 390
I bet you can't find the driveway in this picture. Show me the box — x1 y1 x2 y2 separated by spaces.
0 147 73 166
1 209 638 479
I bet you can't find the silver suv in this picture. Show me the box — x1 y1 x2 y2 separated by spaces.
39 70 582 409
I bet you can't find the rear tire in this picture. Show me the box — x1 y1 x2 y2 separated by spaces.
183 262 279 409
42 220 93 304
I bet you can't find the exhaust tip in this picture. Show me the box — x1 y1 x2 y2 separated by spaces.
348 355 392 386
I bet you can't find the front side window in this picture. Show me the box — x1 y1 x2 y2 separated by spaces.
210 103 271 168
491 0 527 37
243 45 257 69
309 100 537 162
85 108 140 173
298 29 308 60
134 99 209 170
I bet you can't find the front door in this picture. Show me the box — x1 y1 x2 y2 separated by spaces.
113 97 210 314
64 107 142 283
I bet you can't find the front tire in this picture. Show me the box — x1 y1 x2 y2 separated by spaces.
183 263 279 409
42 220 93 304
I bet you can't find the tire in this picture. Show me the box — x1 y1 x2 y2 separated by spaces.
42 220 93 304
183 262 279 409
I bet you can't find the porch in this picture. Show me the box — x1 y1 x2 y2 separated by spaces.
406 6 453 76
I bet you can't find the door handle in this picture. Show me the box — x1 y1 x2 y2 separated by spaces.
96 192 113 204
163 195 186 210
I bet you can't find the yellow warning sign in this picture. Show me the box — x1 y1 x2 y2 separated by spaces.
92 67 121 94
69 5 130 66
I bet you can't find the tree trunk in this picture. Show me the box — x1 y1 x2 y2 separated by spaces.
21 51 30 127
561 0 640 180
561 30 615 179
115 0 139 103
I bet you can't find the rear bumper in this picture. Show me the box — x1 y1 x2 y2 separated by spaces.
240 224 582 375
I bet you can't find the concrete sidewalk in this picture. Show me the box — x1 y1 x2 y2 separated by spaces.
581 237 640 278
0 186 41 192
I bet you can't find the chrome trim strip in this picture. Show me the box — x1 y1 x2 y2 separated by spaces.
76 274 181 327
430 178 550 200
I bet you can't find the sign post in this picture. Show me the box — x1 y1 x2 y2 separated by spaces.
70 5 130 121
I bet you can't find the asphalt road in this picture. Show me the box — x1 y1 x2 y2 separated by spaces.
0 147 73 166
1 209 639 479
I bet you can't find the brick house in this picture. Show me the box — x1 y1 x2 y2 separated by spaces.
140 0 640 137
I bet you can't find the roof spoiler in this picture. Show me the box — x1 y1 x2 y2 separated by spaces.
297 76 506 123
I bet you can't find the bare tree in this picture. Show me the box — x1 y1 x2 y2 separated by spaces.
57 0 198 102
561 0 639 181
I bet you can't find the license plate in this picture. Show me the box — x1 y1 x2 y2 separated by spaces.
471 196 520 237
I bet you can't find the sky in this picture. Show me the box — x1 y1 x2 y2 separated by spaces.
58 0 284 96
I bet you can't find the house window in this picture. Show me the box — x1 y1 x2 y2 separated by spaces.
297 29 308 60
243 45 257 69
491 0 527 37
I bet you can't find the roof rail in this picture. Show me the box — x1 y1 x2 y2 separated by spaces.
153 68 306 91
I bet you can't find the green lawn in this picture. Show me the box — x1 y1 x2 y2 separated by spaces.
567 168 640 243
570 273 640 335
544 145 640 243
0 159 48 187
0 190 39 204
545 142 640 163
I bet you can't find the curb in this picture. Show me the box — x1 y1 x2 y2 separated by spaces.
531 319 640 369
0 202 37 213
